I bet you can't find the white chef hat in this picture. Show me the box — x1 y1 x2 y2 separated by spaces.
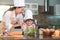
24 9 33 20
14 0 25 7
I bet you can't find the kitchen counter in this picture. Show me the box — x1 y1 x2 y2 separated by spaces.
0 35 37 40
0 35 60 40
0 35 23 40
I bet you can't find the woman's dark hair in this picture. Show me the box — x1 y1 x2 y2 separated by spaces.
8 7 16 11
8 7 21 11
3 7 21 16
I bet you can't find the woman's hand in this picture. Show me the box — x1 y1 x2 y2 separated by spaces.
18 21 24 26
12 24 20 27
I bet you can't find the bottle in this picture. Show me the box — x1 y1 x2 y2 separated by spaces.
39 29 43 39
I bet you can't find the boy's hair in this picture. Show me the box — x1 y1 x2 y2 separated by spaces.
24 19 34 22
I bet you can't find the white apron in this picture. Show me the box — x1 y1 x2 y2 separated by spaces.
3 11 23 31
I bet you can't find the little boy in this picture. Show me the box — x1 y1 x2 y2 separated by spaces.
22 9 35 37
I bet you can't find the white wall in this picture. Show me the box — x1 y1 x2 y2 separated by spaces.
0 0 13 5
25 0 38 3
0 0 60 6
38 0 60 6
0 0 38 5
38 0 44 5
54 4 60 15
49 0 60 6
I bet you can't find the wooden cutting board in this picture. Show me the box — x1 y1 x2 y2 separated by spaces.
9 31 22 36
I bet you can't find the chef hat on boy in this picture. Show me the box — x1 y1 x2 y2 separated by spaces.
24 9 33 20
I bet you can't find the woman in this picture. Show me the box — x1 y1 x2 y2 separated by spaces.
3 0 25 32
